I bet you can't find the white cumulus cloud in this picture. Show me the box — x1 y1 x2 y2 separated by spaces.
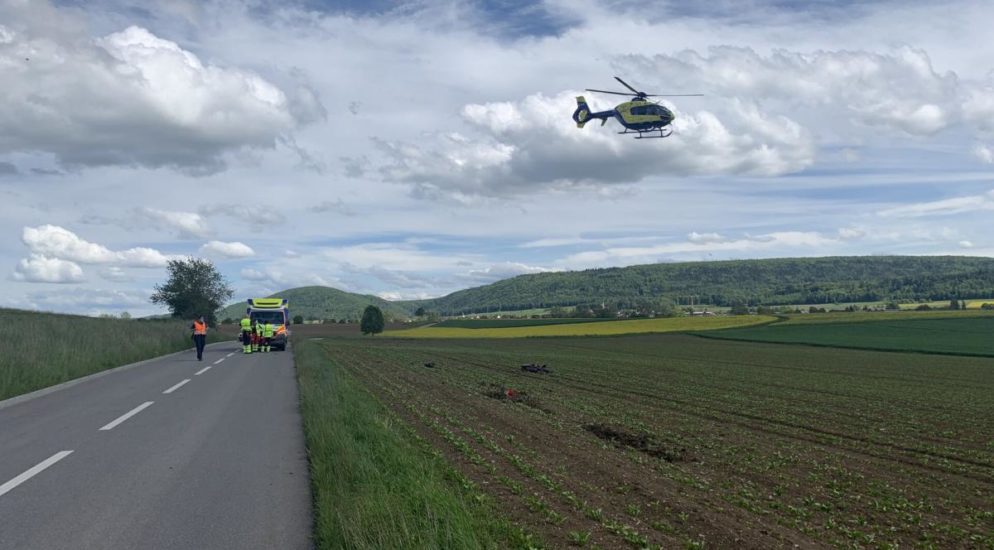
137 208 211 238
22 225 175 267
0 2 321 171
378 90 813 197
973 144 994 164
688 232 727 244
12 255 84 283
630 46 962 136
200 240 255 258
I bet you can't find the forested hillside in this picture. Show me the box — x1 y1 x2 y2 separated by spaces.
406 256 994 315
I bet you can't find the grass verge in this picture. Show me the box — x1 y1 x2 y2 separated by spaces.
0 308 228 401
294 337 523 549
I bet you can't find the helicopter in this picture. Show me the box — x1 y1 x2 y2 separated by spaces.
572 77 702 139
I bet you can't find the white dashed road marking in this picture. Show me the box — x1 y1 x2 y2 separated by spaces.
195 366 211 376
0 451 74 498
99 401 154 431
213 358 224 365
163 379 191 395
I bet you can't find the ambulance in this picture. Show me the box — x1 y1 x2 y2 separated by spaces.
247 298 290 351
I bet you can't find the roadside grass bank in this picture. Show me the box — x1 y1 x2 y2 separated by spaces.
700 315 994 357
0 308 228 401
391 314 776 338
293 337 522 549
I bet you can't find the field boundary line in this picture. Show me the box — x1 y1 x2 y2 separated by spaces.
0 341 234 411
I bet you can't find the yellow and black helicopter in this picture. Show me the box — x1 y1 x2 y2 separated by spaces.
572 77 702 139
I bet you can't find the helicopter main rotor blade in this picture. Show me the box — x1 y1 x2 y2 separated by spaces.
614 76 642 95
586 88 636 96
644 94 705 97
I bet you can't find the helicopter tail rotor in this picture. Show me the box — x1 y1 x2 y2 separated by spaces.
572 96 591 128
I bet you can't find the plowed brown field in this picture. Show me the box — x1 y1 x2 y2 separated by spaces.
314 333 994 549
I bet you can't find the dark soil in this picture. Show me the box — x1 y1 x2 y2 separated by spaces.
585 423 686 462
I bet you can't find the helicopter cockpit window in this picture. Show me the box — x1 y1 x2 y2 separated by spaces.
631 106 646 116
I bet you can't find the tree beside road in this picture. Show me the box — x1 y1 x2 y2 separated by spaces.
151 258 233 325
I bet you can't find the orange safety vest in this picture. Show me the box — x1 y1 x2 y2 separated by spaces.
193 320 207 335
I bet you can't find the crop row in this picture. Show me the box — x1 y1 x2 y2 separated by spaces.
326 334 994 548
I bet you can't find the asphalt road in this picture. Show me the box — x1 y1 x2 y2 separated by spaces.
0 341 312 550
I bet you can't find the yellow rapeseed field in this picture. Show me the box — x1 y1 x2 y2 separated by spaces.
389 315 776 338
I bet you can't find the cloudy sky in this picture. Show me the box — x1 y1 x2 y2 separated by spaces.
3 0 994 316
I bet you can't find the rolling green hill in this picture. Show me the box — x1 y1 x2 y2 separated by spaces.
226 256 994 320
405 256 994 315
219 286 411 322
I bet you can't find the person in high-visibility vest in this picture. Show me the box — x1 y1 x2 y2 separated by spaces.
263 321 275 353
239 315 253 354
253 320 264 353
191 316 207 361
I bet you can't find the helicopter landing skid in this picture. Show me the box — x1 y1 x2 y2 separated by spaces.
619 128 672 139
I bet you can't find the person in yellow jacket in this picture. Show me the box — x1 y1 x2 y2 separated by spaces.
239 315 253 354
263 321 275 352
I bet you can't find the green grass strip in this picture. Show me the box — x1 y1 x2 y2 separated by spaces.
0 308 227 401
294 338 520 550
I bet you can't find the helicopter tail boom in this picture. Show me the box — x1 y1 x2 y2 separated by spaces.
572 96 612 129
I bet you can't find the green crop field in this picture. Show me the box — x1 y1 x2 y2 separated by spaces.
434 317 615 329
297 330 994 548
776 309 994 325
708 315 994 356
0 308 228 401
392 315 775 338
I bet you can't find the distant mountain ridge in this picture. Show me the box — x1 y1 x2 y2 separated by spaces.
223 256 994 320
406 256 994 315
